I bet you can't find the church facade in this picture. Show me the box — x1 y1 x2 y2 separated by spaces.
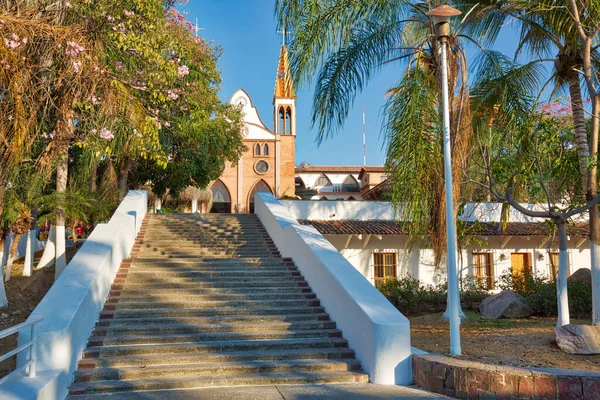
209 46 296 213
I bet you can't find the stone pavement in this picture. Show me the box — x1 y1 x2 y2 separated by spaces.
68 383 447 399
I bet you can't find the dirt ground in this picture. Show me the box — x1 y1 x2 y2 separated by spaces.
410 311 600 372
0 247 78 377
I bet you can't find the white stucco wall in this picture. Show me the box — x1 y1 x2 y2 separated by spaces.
1 191 147 400
326 234 591 288
255 193 412 385
281 200 589 224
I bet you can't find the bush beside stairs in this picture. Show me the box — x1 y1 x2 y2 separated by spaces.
68 213 368 397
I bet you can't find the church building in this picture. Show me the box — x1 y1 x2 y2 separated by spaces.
209 45 297 213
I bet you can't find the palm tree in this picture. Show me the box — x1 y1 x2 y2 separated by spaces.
461 0 600 324
276 0 536 264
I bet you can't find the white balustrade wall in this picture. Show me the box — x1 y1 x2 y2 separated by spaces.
0 190 147 400
255 193 412 385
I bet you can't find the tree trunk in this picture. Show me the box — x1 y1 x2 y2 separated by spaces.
155 198 162 213
37 225 56 270
118 158 132 200
0 234 7 306
89 163 98 192
556 220 570 327
55 131 70 279
567 75 590 191
191 199 198 213
590 97 600 325
5 233 21 282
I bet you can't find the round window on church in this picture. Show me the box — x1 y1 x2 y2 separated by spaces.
254 160 269 174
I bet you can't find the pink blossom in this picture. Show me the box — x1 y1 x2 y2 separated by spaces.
167 89 179 100
165 122 171 127
115 61 125 71
99 128 114 140
65 41 85 57
73 61 82 73
178 65 189 76
106 15 115 22
91 95 101 105
123 10 135 17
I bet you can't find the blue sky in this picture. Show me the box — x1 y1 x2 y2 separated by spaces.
184 2 522 167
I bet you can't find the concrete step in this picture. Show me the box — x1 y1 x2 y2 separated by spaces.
133 253 280 260
74 359 362 383
120 270 301 281
93 320 335 336
69 370 368 395
96 313 330 327
113 279 307 290
107 291 315 302
114 277 305 288
83 337 349 358
78 347 354 369
127 258 289 267
105 286 312 298
123 265 297 274
108 298 321 310
101 305 325 319
88 328 342 346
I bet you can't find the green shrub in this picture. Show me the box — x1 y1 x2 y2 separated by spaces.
497 269 592 318
378 275 490 315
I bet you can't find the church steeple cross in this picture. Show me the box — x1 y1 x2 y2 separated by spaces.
277 27 292 46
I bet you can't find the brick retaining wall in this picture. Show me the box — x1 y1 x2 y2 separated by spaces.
413 354 600 399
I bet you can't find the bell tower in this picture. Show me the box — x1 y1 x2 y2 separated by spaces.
273 33 296 199
273 42 296 136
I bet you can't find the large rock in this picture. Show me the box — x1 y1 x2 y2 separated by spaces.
567 268 592 285
19 270 51 294
479 290 533 319
556 324 600 354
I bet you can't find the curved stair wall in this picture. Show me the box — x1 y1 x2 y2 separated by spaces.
0 191 147 400
254 193 412 385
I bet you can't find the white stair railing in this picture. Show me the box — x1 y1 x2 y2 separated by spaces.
0 316 43 385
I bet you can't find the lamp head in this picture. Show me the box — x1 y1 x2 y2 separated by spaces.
427 4 462 42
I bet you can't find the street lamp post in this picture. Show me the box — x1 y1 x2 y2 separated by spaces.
427 4 462 356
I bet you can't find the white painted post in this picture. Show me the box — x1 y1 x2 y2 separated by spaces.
55 226 67 279
191 199 198 213
28 322 38 378
36 225 56 270
23 230 34 277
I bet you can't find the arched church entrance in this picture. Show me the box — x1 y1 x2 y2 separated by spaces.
248 180 273 213
210 180 232 213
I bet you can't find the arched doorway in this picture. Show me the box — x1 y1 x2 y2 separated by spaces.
210 180 232 213
248 180 273 213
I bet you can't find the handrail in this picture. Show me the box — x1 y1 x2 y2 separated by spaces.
0 316 43 385
0 316 43 340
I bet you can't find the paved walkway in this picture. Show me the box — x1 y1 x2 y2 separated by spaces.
69 384 447 399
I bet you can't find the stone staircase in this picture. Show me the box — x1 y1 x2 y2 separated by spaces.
68 213 368 397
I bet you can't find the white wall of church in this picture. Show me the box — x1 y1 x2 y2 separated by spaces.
325 234 591 289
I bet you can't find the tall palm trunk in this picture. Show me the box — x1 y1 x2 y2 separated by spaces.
89 163 98 192
55 109 73 279
589 97 600 325
118 158 132 200
0 233 7 307
567 75 590 190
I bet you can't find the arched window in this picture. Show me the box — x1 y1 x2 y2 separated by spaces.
278 107 285 134
263 144 269 156
295 177 306 190
255 143 261 156
285 107 292 135
315 174 332 187
248 179 273 213
341 175 360 192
